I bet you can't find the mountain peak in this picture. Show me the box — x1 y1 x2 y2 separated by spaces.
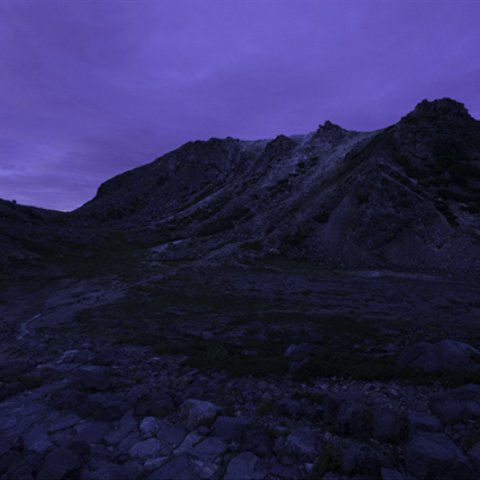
318 120 343 131
313 120 346 143
404 98 473 122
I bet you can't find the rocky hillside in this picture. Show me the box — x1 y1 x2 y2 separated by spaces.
0 199 66 262
69 98 480 273
2 98 480 272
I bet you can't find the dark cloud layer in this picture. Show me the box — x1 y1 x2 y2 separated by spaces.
1 0 479 210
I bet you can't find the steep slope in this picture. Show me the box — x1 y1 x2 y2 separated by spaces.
69 98 480 272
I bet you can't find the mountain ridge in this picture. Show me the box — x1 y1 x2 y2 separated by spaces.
1 98 480 273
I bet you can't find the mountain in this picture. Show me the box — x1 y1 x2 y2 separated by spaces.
2 98 480 272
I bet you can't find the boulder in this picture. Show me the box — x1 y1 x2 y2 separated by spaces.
147 454 200 480
188 437 228 459
118 432 142 455
191 458 222 479
144 457 168 472
104 410 137 445
276 398 305 418
49 388 87 411
80 392 125 421
269 462 303 479
396 340 480 375
74 421 111 444
140 416 161 437
135 391 174 418
129 438 163 460
284 343 322 360
155 421 187 454
406 411 443 435
72 369 111 392
284 428 318 461
224 452 267 480
47 413 81 433
340 442 384 476
23 426 52 454
240 427 273 457
405 433 475 479
430 384 480 424
173 432 204 456
179 399 221 430
80 461 131 480
212 415 250 442
37 447 80 480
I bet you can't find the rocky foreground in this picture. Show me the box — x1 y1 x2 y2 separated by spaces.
2 331 480 480
1 261 480 480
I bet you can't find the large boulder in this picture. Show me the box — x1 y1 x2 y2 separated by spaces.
405 433 475 479
340 442 385 476
396 340 480 375
37 448 80 480
139 416 162 438
430 384 480 424
23 426 52 454
212 415 250 442
284 343 322 360
147 454 200 480
224 452 267 480
179 399 221 430
80 461 131 480
406 411 443 435
187 437 228 460
104 410 137 445
129 438 163 460
283 428 318 461
74 421 112 444
80 392 125 421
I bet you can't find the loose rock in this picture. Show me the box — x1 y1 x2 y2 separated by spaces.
405 433 475 479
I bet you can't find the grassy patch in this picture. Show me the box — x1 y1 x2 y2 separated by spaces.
292 350 398 382
118 333 290 377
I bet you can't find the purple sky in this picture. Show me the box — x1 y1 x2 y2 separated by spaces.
1 1 479 211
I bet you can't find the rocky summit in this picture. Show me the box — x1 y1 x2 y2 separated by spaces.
1 98 480 479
